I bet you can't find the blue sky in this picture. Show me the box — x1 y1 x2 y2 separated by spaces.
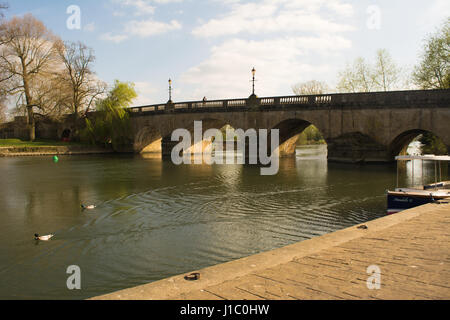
4 0 450 106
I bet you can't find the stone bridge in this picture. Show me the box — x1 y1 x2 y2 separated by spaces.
127 89 450 163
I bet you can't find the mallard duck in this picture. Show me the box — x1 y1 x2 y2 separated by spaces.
184 272 201 281
35 233 54 241
81 204 96 210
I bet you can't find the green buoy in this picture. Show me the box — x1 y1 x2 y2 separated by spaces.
53 156 59 163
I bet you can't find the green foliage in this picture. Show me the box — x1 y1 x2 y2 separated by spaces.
413 18 450 89
97 80 137 111
80 80 137 150
419 132 448 155
337 50 403 93
296 125 326 145
337 57 374 93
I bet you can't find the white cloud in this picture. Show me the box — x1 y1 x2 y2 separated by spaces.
100 32 129 43
115 0 155 15
103 0 183 42
112 0 184 16
192 0 355 38
125 19 182 37
134 82 159 105
180 36 352 99
179 0 355 100
100 19 181 42
153 0 184 3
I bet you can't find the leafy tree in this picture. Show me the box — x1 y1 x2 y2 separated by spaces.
83 80 137 149
337 49 403 93
373 49 401 91
419 133 448 155
337 57 374 93
413 18 450 89
97 80 137 111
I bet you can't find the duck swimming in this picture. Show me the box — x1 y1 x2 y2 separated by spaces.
35 234 54 241
81 204 96 210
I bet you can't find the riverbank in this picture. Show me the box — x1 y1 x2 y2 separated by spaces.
93 200 450 300
0 145 113 157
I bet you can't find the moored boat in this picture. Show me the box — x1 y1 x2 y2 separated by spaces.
387 155 450 214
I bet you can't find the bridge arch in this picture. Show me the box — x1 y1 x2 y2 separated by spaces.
389 129 448 158
271 118 327 157
134 126 163 153
134 115 239 155
177 117 237 155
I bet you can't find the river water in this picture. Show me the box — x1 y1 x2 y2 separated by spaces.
0 146 403 299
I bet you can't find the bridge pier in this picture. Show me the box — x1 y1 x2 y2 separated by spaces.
277 134 301 157
161 137 177 157
327 133 390 163
161 137 213 158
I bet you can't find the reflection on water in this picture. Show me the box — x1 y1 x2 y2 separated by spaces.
296 144 328 158
0 147 395 299
400 159 449 188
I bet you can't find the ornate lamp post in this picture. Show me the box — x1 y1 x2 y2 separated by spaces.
247 67 259 107
168 78 173 103
248 67 259 107
251 67 256 96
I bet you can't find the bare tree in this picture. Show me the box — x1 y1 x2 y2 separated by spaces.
0 3 10 46
292 80 329 95
31 71 72 119
56 41 106 137
0 96 6 123
57 41 106 115
0 14 61 141
0 2 7 18
0 3 11 124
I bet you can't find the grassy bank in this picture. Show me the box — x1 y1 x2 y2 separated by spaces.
0 139 113 157
0 139 87 147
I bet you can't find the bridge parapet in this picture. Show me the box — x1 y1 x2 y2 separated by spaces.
129 89 449 116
